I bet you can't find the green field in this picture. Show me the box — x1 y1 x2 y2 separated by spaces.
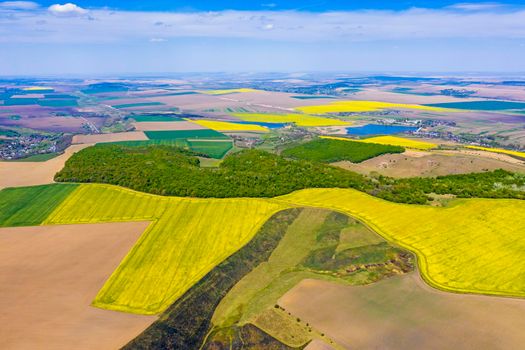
108 139 232 159
0 184 78 227
144 129 229 140
187 140 233 158
213 209 410 331
282 138 404 163
130 114 183 122
425 100 525 110
37 99 78 107
113 102 165 109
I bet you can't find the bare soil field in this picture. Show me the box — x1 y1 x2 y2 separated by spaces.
133 121 205 131
72 131 148 144
279 274 525 350
0 144 92 189
334 150 525 177
305 339 336 350
0 115 102 133
0 222 155 350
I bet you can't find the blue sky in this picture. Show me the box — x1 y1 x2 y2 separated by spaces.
29 0 525 11
1 1 525 75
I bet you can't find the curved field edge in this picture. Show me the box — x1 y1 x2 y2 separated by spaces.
3 183 525 314
276 189 525 299
42 183 291 315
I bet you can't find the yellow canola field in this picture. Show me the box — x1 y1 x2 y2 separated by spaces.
296 100 452 114
43 184 288 315
321 135 437 150
190 119 269 132
466 145 525 159
278 188 525 298
41 183 525 315
232 112 351 127
201 88 260 95
22 86 51 91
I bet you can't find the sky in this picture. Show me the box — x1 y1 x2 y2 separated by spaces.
1 1 525 75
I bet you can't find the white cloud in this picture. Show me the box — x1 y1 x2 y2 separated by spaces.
0 1 39 10
48 3 87 16
448 2 505 11
1 6 525 44
149 37 167 42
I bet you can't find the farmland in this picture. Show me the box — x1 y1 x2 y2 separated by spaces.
201 88 260 95
279 188 525 298
295 100 453 114
322 135 437 150
466 145 525 159
0 184 78 226
282 138 404 163
130 115 183 122
43 183 289 314
280 274 525 350
2 75 525 349
112 102 165 109
144 129 229 140
210 208 412 347
2 181 525 315
190 119 269 132
0 222 155 350
231 112 351 127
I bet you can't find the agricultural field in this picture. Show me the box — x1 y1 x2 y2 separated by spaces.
190 119 269 132
232 112 351 127
322 135 437 150
132 121 205 131
130 115 183 122
200 88 260 95
279 188 525 298
425 100 525 111
281 138 405 163
2 75 525 349
466 145 525 159
0 222 155 350
144 129 229 140
280 274 525 350
112 102 166 109
0 184 78 226
211 208 412 347
72 131 148 144
42 183 289 314
2 182 525 317
0 144 91 189
335 150 525 178
295 100 453 114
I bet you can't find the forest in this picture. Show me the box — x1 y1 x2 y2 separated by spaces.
55 144 525 204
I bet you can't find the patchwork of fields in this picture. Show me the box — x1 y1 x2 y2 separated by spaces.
295 100 453 114
42 184 289 314
1 182 525 317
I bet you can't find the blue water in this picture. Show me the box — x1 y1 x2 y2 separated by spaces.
345 124 418 136
233 121 288 129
